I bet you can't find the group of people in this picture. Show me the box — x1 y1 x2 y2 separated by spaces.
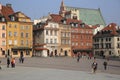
91 59 108 73
7 56 15 68
6 54 24 68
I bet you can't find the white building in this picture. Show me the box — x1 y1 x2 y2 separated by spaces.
33 14 60 57
93 23 120 57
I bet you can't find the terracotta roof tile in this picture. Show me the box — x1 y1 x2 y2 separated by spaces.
102 23 117 35
1 5 14 20
50 14 63 23
94 23 118 37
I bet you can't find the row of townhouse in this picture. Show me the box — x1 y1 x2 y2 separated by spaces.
33 14 93 57
32 1 105 57
0 3 33 57
1 1 118 58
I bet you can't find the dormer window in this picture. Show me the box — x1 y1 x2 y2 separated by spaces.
61 18 67 24
71 23 74 27
75 23 78 27
2 17 5 22
63 20 66 24
11 16 15 21
80 23 85 27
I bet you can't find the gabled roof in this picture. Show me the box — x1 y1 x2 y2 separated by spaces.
12 11 30 19
50 14 82 25
1 5 14 21
49 14 63 23
102 23 117 35
94 23 119 38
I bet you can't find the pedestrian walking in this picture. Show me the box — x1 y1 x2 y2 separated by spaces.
11 58 15 68
103 61 107 70
0 60 2 69
7 55 11 68
77 52 81 62
91 60 98 73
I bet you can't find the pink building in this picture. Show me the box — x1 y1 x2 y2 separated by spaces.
0 19 6 57
0 3 6 57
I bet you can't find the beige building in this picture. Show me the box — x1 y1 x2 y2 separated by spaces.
93 23 120 57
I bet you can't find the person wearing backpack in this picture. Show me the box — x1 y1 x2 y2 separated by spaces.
92 60 98 73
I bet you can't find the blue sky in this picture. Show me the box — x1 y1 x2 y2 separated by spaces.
0 0 120 25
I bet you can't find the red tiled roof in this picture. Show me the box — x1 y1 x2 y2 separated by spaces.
1 5 14 20
50 14 63 23
50 14 82 25
66 18 82 25
102 23 117 35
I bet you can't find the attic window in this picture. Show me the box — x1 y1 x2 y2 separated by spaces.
2 17 5 22
75 23 78 27
11 16 15 21
63 20 66 24
71 23 74 27
80 23 85 27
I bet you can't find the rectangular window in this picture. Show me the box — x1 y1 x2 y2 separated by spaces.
21 32 24 38
2 41 6 46
26 33 29 38
14 32 17 37
46 39 48 43
21 40 24 45
54 39 57 43
26 40 29 46
14 24 17 28
50 39 53 43
8 40 12 45
46 30 48 35
8 31 12 36
20 26 24 30
14 40 17 45
50 30 53 35
54 31 57 36
26 26 29 29
2 25 5 30
2 33 5 38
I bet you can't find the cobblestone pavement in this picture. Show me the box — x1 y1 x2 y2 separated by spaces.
0 57 120 80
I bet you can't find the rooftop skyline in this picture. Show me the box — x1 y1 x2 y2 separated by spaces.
0 0 120 25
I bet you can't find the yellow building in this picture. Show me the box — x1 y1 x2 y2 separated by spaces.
6 12 33 57
0 3 33 57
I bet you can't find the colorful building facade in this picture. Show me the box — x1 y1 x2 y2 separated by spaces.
0 3 33 57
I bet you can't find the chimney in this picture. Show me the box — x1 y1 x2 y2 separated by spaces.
6 3 12 7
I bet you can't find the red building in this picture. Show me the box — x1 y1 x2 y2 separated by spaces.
71 23 93 57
